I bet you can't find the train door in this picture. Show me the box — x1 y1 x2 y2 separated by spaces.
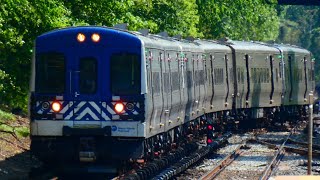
288 55 293 102
198 54 206 114
159 51 168 129
70 49 104 127
209 54 215 108
184 52 193 120
243 54 249 108
303 56 308 99
269 55 274 101
149 49 164 134
225 55 230 107
194 54 200 113
179 52 187 122
165 51 172 129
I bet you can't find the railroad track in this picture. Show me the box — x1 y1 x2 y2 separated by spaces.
194 137 281 179
199 143 248 180
196 125 318 180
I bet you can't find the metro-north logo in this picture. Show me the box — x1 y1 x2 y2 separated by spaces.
111 125 117 131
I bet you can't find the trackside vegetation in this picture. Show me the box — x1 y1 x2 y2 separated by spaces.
0 109 29 137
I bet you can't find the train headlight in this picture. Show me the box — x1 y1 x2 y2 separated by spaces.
91 33 100 42
114 102 124 114
52 101 62 113
77 33 86 42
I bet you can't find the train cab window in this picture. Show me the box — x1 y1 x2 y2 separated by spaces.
79 58 97 94
110 53 141 95
36 52 65 93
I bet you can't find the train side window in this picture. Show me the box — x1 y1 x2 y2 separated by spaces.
266 69 270 83
279 62 282 79
257 68 260 83
199 70 204 85
251 68 254 83
187 71 193 87
164 72 170 93
172 71 179 91
229 68 233 83
110 53 141 95
262 68 265 83
241 68 244 84
237 67 240 83
264 68 267 83
276 68 278 82
152 72 160 94
36 52 65 93
79 57 97 94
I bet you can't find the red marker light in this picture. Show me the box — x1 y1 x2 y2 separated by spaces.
114 102 124 114
207 138 213 144
207 125 213 130
52 101 62 112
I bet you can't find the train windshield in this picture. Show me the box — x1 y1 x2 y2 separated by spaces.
79 57 97 94
36 52 65 93
110 53 141 95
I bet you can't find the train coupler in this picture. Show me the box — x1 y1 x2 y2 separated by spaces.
79 137 96 162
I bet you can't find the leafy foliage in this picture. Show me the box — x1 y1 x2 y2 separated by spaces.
196 0 279 40
65 0 201 37
0 0 72 111
277 6 320 81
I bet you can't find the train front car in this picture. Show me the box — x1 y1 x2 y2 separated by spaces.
29 27 146 165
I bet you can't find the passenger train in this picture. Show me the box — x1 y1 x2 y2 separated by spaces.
29 26 315 167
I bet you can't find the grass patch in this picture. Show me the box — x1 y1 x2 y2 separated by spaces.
14 126 30 137
0 109 29 137
0 109 15 122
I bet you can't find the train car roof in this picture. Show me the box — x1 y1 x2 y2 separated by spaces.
136 33 184 51
195 40 232 53
222 40 274 52
272 43 311 54
227 40 279 53
135 32 204 53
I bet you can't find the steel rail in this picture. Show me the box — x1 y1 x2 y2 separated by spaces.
259 126 297 180
199 144 246 180
288 138 320 150
251 139 320 157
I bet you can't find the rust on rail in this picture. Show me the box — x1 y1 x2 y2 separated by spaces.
259 126 298 180
200 144 246 180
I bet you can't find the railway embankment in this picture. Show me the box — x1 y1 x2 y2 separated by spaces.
0 110 39 179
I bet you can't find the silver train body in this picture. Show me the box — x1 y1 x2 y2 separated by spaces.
29 26 315 163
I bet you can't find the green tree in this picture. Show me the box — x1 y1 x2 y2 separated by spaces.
277 6 320 82
65 0 201 37
0 0 72 110
196 0 279 40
